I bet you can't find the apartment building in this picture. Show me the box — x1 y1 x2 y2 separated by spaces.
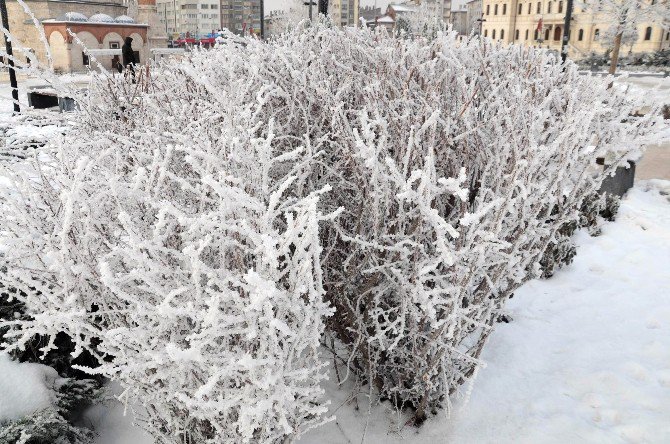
331 0 360 27
157 0 221 38
220 0 261 34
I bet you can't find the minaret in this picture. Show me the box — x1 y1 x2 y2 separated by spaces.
132 0 168 48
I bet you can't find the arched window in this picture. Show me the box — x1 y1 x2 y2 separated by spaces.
495 4 498 14
594 29 600 41
578 29 584 41
558 1 563 12
537 2 541 13
486 4 490 15
644 27 652 41
553 26 561 41
484 29 488 37
503 4 507 14
492 29 497 39
534 29 539 40
525 29 529 40
528 3 531 13
666 32 669 41
501 29 505 39
518 3 523 14
515 29 520 39
548 1 552 13
545 28 550 41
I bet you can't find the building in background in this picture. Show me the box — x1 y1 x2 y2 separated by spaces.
450 0 468 35
331 0 359 27
480 0 669 58
359 5 382 22
466 0 482 35
156 0 221 39
6 0 166 72
220 0 261 35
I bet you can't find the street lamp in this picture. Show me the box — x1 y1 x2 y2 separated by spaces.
561 0 574 63
476 14 486 36
0 0 19 113
304 0 316 20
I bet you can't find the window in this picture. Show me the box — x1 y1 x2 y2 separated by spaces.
578 29 583 41
548 1 552 13
545 28 550 40
484 29 488 37
553 26 561 41
558 1 563 12
525 29 529 40
501 29 505 39
518 3 522 13
82 52 90 66
515 29 519 39
502 4 506 14
486 4 490 14
494 4 498 14
492 29 496 39
109 41 120 49
536 2 541 13
666 32 669 41
528 3 531 13
644 27 652 41
534 29 538 40
594 28 600 41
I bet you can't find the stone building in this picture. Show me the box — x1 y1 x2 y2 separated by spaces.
6 0 166 72
480 0 669 58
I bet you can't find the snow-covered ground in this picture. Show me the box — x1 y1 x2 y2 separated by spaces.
0 353 59 423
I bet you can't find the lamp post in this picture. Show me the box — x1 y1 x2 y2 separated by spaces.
561 0 574 63
476 14 486 36
260 0 264 39
0 0 19 113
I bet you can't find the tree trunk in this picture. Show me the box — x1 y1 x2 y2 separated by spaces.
609 32 623 75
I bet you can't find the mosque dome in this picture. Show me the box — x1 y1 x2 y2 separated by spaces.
56 12 88 22
88 13 115 23
114 15 136 24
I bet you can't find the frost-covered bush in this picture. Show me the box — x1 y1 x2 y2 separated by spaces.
1 34 334 444
0 23 661 439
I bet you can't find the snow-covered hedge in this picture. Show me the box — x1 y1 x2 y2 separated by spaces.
0 24 660 440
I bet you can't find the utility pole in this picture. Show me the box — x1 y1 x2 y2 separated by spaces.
260 0 264 39
561 0 574 63
0 0 19 113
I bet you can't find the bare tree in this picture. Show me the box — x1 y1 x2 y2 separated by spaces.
579 0 670 75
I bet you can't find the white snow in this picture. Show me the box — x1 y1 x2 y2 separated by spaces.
297 180 670 444
0 353 59 424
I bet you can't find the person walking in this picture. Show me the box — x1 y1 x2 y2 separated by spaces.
122 36 136 81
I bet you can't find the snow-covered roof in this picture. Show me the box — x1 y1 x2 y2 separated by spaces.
376 15 395 23
56 12 88 22
115 15 135 24
88 13 115 23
